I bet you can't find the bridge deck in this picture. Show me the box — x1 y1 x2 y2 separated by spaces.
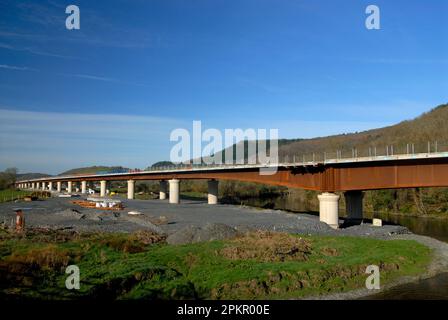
16 152 448 192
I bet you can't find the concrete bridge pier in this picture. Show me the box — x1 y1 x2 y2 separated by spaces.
81 181 87 194
100 180 107 197
159 180 168 200
48 182 53 192
57 181 62 193
42 182 46 191
67 181 72 193
31 182 35 190
318 192 340 229
169 179 180 204
36 182 41 190
345 191 364 224
208 179 219 205
127 180 135 199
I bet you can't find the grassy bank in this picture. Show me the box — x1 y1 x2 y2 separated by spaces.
0 228 431 300
0 189 32 203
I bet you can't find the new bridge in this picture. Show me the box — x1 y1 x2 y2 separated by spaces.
15 151 448 229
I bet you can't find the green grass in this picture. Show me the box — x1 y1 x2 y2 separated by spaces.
0 229 432 300
0 189 32 203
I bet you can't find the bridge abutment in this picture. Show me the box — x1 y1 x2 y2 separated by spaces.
318 192 340 229
169 179 180 204
208 179 219 205
344 190 364 224
159 180 168 200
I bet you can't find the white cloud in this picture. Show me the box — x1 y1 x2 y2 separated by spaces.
0 64 37 71
68 74 147 87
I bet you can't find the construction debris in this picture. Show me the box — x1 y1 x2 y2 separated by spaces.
128 211 143 215
71 200 123 210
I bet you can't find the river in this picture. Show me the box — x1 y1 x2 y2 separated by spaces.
222 195 448 300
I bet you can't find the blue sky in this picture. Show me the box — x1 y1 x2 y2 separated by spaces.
0 0 447 174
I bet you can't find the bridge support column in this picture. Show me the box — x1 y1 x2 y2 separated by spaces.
31 182 35 190
318 192 340 229
42 182 46 191
100 180 107 197
208 180 218 205
57 181 62 193
159 180 168 200
48 182 53 192
67 181 72 193
127 180 135 200
169 179 180 204
81 181 87 194
36 182 40 190
345 191 364 224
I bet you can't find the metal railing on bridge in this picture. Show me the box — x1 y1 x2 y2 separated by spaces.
149 141 448 171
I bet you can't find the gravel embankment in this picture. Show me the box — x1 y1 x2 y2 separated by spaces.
0 196 410 238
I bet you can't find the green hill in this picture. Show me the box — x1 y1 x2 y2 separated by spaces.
277 103 448 160
210 103 448 163
17 173 53 180
59 166 130 176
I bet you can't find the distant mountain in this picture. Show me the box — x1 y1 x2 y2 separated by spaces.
147 161 175 170
17 173 52 180
59 166 130 176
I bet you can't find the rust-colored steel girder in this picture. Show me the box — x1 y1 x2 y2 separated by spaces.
333 157 448 191
21 157 448 192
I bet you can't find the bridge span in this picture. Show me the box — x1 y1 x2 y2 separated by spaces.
15 152 448 229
